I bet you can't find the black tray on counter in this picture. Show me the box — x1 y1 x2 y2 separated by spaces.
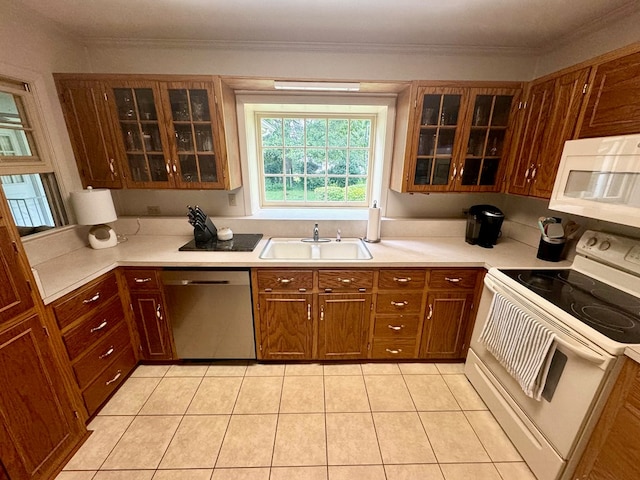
179 233 263 252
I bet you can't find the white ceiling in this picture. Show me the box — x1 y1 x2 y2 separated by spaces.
12 0 639 52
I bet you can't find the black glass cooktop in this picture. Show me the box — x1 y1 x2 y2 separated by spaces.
500 269 640 343
179 233 263 252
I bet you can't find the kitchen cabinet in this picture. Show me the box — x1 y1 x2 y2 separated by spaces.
420 269 483 359
572 357 640 479
54 74 242 190
0 224 34 327
390 83 520 193
123 268 174 361
507 68 590 198
578 50 640 138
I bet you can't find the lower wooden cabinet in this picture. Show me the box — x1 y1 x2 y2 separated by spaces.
0 314 87 480
318 293 372 360
421 291 475 359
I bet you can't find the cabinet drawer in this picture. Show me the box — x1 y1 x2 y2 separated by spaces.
82 345 136 416
376 292 424 314
72 322 132 389
373 315 421 338
378 269 426 290
429 269 479 289
63 297 125 361
53 272 119 329
256 270 313 291
123 269 160 291
371 338 417 359
318 270 374 290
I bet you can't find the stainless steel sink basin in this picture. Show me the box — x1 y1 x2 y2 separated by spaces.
259 238 372 260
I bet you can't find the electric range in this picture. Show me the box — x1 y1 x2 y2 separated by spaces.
179 233 263 252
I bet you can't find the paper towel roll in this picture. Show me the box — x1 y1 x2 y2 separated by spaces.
365 206 381 242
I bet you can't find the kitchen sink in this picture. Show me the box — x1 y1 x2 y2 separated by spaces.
259 238 372 260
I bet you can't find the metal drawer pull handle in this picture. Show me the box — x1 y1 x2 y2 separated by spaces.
307 304 311 321
391 300 408 307
134 277 152 283
277 277 294 284
445 277 462 283
388 324 405 331
83 292 100 304
320 305 324 321
427 304 433 320
105 370 122 386
393 277 412 283
90 321 108 333
338 278 353 284
385 348 402 354
99 346 115 359
156 304 162 319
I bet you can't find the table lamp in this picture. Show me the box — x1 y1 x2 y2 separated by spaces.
71 187 118 249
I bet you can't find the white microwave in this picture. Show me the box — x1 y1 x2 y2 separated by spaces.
549 134 640 228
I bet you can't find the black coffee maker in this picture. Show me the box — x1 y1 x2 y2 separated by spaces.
465 205 504 248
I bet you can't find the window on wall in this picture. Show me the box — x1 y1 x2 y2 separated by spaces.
258 114 375 206
0 78 42 165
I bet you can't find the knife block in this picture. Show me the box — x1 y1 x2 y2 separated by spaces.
194 217 217 243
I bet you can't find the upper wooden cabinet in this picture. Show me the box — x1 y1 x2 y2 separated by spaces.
390 83 520 193
55 74 242 190
578 50 640 138
507 68 590 199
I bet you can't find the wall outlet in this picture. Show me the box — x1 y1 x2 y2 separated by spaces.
228 193 237 207
147 205 161 215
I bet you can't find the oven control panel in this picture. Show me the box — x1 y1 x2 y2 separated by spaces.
577 230 640 274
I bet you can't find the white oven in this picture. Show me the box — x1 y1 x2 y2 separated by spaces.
465 230 640 480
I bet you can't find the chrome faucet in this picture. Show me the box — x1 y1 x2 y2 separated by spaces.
313 223 319 242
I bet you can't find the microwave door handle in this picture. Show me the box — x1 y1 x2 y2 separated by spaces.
483 276 606 366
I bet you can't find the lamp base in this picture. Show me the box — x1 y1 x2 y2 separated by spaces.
88 224 118 249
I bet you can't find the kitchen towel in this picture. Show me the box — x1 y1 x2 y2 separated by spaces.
479 292 557 400
365 203 381 242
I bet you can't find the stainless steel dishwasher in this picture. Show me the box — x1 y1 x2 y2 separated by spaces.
161 268 256 359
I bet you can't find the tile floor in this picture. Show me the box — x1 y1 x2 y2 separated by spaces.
58 362 536 480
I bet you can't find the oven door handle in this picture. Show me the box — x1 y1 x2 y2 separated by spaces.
484 276 607 365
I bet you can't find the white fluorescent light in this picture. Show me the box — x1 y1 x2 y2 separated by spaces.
273 81 360 92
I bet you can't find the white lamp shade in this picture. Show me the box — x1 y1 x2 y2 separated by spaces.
71 188 117 225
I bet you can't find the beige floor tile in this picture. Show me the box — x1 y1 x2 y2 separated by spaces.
404 375 459 411
159 415 229 469
494 462 537 480
280 375 325 413
233 376 283 414
419 411 490 464
130 365 171 378
165 365 210 377
364 375 415 411
92 472 154 480
435 363 465 375
244 363 285 376
97 377 161 416
139 377 201 415
323 363 362 375
465 411 521 462
373 412 436 464
271 466 327 480
206 362 248 377
324 375 370 412
326 413 382 465
211 468 270 480
328 465 386 480
215 414 277 468
285 363 324 376
443 374 486 410
440 463 501 480
361 363 401 375
101 416 181 469
64 416 134 470
56 472 97 480
152 470 213 480
399 363 440 375
384 464 445 480
187 377 242 414
272 413 326 466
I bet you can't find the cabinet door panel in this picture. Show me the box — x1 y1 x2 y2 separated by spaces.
0 225 34 327
422 292 474 359
130 292 173 360
318 294 371 360
258 293 313 360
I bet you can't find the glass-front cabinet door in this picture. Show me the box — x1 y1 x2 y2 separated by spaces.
160 82 223 188
110 81 173 188
454 88 518 192
408 87 466 192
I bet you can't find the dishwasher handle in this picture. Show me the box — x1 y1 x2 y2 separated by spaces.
163 279 231 286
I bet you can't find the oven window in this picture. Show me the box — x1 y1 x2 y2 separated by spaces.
564 170 640 206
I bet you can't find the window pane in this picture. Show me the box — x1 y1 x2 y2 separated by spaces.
263 148 283 174
261 118 283 146
307 177 326 201
328 149 347 174
0 92 36 158
306 149 326 174
285 148 304 174
327 177 346 202
305 118 326 146
328 119 348 147
347 179 367 201
349 150 368 175
349 119 370 147
284 118 304 146
285 176 304 201
265 176 284 201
